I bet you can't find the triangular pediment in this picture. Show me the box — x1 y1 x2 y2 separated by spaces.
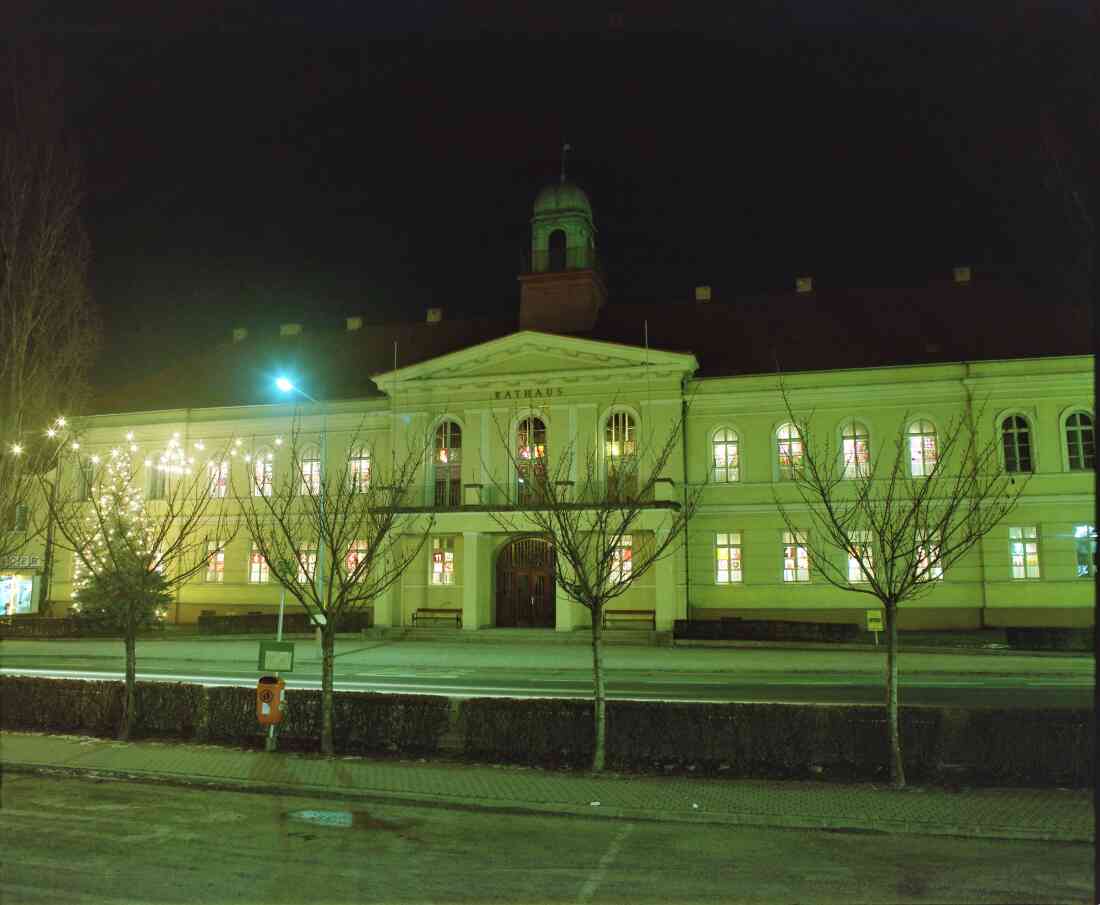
372 330 697 391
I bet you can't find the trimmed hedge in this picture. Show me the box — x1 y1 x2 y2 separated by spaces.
673 619 859 642
1 676 1092 786
196 610 374 635
1005 627 1094 652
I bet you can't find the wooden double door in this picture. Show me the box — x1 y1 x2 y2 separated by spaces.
496 537 555 628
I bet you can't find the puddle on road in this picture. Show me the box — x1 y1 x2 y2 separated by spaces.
284 808 421 841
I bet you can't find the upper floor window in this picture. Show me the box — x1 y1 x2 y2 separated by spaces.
78 458 99 500
299 446 321 495
548 229 566 272
841 421 870 479
516 416 547 504
252 448 274 496
207 460 229 498
908 420 938 477
1065 412 1094 471
6 504 29 532
434 421 462 508
712 428 740 483
605 412 637 497
349 448 371 493
776 423 802 480
148 464 167 500
1075 525 1096 578
1001 416 1032 474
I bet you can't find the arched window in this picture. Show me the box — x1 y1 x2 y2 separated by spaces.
434 421 462 508
252 446 274 496
605 411 637 498
298 445 321 495
1001 416 1032 474
1065 411 1094 471
776 423 802 480
712 428 739 483
548 229 566 272
907 420 938 477
516 416 547 504
841 421 870 479
207 460 229 498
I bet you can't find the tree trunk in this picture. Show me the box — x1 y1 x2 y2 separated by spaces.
121 627 136 741
590 605 607 772
320 623 335 755
884 600 905 788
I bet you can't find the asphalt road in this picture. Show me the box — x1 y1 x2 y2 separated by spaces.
1 638 1093 708
2 773 1092 905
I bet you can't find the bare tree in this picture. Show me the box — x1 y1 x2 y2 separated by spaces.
488 408 700 772
42 433 239 739
1 47 100 611
233 420 434 755
774 383 1026 788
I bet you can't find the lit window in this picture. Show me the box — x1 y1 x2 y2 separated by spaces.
715 532 742 584
516 417 547 504
1066 412 1094 471
252 448 274 496
908 420 938 477
205 542 225 583
1001 416 1032 473
611 534 633 584
712 429 740 483
776 423 802 480
78 459 98 500
783 531 809 582
349 449 371 493
299 447 321 495
916 533 943 581
345 541 369 580
1075 525 1097 578
1008 527 1040 579
6 504 29 532
430 537 455 585
605 412 637 498
248 546 270 583
434 422 462 508
847 530 873 583
207 460 229 497
297 550 317 584
842 421 870 479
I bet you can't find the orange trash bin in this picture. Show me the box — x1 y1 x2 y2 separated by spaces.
256 676 286 726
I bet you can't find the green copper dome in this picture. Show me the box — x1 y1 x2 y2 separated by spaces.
533 181 592 217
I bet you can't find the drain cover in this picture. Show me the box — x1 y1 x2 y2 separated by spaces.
288 810 354 828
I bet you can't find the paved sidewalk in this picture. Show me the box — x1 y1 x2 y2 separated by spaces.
1 731 1091 843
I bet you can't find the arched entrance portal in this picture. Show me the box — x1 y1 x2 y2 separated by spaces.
496 536 555 628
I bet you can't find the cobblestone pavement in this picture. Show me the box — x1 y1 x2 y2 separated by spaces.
1 731 1091 843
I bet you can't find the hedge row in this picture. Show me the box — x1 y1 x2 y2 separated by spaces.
196 610 374 635
1 676 1092 787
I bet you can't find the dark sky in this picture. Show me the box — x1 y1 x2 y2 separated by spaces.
6 2 1097 367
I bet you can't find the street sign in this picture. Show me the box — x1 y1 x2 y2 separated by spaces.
258 640 295 672
865 610 884 632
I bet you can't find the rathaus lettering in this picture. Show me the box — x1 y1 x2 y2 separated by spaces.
494 388 564 400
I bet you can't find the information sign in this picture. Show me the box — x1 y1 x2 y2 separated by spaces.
258 640 295 672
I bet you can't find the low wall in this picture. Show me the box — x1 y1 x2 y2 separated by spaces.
1 677 1092 788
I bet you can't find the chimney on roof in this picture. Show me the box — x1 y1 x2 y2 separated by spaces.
426 307 443 324
694 285 712 302
953 266 971 285
231 327 248 343
280 323 302 337
795 276 813 294
346 316 363 332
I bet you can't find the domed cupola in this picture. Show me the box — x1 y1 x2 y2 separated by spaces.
519 148 607 333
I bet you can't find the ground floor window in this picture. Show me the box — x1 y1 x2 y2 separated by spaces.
206 542 225 583
783 531 809 583
715 532 742 583
611 534 633 584
847 530 873 583
1009 527 1040 579
0 574 34 615
249 546 270 583
431 537 455 585
1075 525 1097 578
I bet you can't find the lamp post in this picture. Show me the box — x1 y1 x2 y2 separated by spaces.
275 378 328 633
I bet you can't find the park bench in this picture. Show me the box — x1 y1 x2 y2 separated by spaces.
411 607 462 628
601 609 656 630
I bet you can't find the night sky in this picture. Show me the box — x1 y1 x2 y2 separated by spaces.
5 2 1096 387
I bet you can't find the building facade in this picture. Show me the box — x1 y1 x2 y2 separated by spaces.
4 181 1095 630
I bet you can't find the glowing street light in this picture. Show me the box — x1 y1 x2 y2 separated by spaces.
275 377 294 393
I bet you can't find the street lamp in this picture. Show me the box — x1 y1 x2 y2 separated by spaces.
275 376 328 625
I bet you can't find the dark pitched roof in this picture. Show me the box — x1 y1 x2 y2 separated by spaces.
87 281 1091 414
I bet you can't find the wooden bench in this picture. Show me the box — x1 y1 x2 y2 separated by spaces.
602 609 656 630
412 608 462 628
